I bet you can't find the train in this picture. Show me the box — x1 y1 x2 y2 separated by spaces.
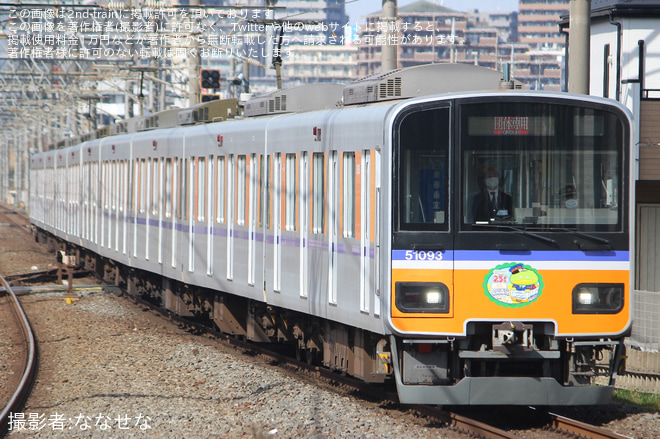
29 63 633 405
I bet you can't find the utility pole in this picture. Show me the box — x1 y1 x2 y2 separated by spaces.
381 0 397 72
189 0 201 106
568 0 591 94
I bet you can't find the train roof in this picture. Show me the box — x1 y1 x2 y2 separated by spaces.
343 63 507 105
42 63 517 150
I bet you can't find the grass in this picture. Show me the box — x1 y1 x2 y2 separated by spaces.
613 388 660 412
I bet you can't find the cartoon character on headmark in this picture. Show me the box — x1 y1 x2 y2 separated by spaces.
485 263 542 306
508 264 540 303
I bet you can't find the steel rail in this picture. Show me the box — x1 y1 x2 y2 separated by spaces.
412 404 522 439
548 411 633 439
0 273 37 435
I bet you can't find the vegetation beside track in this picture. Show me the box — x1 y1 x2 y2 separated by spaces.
614 389 660 411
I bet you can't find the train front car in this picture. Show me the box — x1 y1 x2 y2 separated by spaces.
387 93 632 406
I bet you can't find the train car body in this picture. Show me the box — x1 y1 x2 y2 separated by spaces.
29 64 633 405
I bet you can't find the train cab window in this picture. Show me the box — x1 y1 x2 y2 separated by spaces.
396 107 449 230
460 101 625 231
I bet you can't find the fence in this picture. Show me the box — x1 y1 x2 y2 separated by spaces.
630 290 660 351
616 290 660 393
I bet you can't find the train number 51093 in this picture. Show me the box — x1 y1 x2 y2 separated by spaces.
404 250 443 261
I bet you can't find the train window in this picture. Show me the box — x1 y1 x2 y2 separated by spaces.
460 102 624 231
197 157 206 221
185 158 190 221
396 106 450 230
216 156 225 223
165 159 172 218
103 162 109 211
285 154 296 231
179 158 188 221
312 153 325 234
147 158 153 216
131 160 138 215
120 161 126 214
188 159 195 222
258 155 264 228
112 161 117 212
342 152 356 238
176 159 181 220
266 155 272 229
140 159 147 215
237 155 246 226
152 158 159 216
250 154 257 231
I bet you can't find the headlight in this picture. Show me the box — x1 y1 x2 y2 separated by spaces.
578 290 595 305
572 283 624 314
395 282 449 314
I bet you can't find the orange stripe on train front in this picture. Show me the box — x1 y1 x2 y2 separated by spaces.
390 267 630 336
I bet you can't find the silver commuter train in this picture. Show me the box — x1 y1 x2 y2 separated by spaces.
30 63 633 405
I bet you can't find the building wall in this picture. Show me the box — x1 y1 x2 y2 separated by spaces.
282 45 357 83
639 101 660 180
518 0 569 49
590 16 660 183
591 17 660 99
619 18 660 96
357 2 562 89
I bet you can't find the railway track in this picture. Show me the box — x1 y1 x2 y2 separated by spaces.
447 405 636 439
0 206 32 236
0 273 37 436
0 204 650 437
546 410 633 439
132 295 634 439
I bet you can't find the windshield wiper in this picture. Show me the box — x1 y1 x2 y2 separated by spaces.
472 223 558 248
548 227 612 250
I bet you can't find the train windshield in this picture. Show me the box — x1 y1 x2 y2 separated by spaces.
397 106 450 231
460 101 626 232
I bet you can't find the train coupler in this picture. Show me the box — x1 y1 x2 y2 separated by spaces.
492 321 535 351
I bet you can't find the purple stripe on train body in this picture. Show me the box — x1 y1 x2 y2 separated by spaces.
135 219 373 258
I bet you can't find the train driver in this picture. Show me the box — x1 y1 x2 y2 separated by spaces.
472 165 514 222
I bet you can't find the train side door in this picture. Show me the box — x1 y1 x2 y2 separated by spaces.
328 151 338 305
273 153 282 293
300 151 309 298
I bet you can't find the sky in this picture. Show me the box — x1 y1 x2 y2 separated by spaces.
345 0 520 23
